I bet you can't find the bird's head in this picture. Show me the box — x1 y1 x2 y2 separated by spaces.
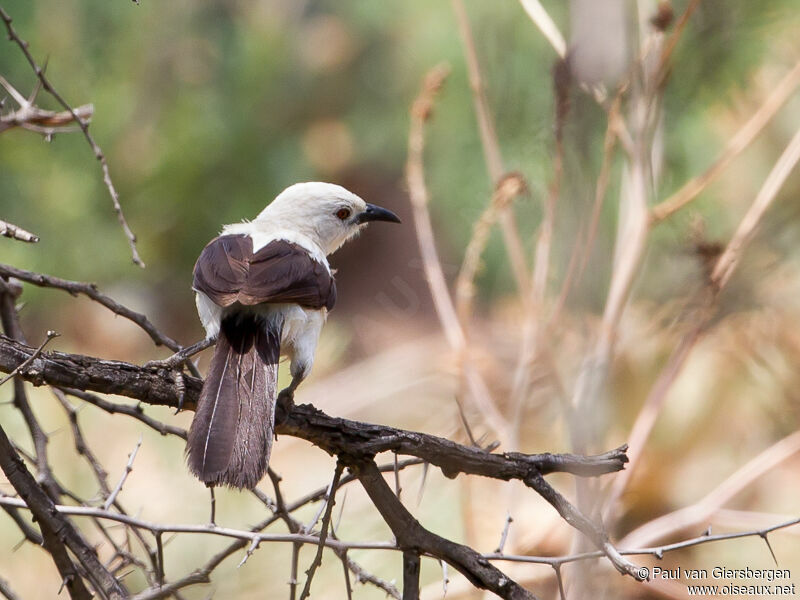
255 182 401 255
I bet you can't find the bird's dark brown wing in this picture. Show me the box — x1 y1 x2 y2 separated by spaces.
192 234 336 311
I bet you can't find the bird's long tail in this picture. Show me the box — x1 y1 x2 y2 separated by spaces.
187 314 282 489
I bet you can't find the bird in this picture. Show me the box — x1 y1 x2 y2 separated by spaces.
186 182 400 490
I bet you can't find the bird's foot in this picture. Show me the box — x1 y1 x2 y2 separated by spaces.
275 388 295 425
144 338 214 370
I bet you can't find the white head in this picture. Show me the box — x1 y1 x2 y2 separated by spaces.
255 182 400 255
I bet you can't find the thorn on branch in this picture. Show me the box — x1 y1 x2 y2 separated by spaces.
237 538 260 569
760 532 779 567
103 436 142 511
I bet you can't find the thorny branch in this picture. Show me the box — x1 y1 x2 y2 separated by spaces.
0 73 93 137
0 329 640 597
0 263 202 378
0 5 143 267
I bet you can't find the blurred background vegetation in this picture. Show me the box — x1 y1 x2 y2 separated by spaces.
2 0 800 598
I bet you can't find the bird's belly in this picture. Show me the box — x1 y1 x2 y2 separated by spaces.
278 305 325 355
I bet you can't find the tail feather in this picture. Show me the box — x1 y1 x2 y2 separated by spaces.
187 314 281 489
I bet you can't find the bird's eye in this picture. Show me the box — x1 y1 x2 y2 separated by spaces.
335 208 351 220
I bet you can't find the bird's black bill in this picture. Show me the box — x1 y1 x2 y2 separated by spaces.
357 203 401 224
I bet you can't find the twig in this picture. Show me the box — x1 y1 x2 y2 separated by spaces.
0 263 179 350
405 64 510 440
523 471 643 580
236 538 260 569
289 542 300 600
0 6 143 266
517 0 566 58
0 575 21 600
606 124 800 523
452 0 530 296
455 173 527 325
340 552 353 600
711 125 800 289
61 387 188 439
1 494 796 571
620 430 800 549
0 330 58 387
52 388 161 585
651 58 800 224
299 462 343 600
393 452 402 499
155 532 164 585
303 467 339 534
208 486 216 526
653 0 703 92
0 219 39 243
495 513 514 554
103 436 142 510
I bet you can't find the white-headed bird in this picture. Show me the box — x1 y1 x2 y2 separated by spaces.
187 182 400 489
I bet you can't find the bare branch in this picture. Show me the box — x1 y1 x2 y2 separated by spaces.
651 59 800 224
405 64 510 440
299 462 343 600
455 174 527 325
61 387 188 439
350 457 537 600
103 436 142 510
518 0 566 58
0 5 143 266
452 0 530 295
0 424 127 599
0 575 21 600
711 125 800 289
0 263 183 351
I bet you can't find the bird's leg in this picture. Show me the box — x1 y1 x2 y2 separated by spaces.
275 375 303 426
144 337 216 370
277 375 301 407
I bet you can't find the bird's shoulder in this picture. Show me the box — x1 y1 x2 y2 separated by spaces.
193 233 336 311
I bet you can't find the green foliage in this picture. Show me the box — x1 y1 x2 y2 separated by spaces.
1 0 797 318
